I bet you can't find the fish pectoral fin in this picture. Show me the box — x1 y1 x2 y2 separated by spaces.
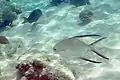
89 37 107 46
72 34 102 38
91 48 109 60
79 57 102 63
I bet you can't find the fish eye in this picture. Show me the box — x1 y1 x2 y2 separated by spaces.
53 48 57 51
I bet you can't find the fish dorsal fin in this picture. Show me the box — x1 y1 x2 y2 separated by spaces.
70 34 103 45
72 34 102 38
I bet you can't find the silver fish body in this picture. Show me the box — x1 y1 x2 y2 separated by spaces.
53 34 109 63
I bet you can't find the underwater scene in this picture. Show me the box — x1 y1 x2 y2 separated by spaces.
0 0 120 80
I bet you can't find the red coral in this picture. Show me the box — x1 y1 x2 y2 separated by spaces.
16 60 49 80
16 63 30 74
25 69 35 80
30 60 45 71
39 75 49 80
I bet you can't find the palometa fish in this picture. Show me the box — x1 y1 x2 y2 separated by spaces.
53 34 109 63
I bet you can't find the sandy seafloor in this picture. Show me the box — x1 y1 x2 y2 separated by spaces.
1 0 120 80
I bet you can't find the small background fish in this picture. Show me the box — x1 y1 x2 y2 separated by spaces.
23 9 42 23
0 36 9 44
0 20 11 32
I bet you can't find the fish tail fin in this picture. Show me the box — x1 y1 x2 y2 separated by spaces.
22 17 28 24
89 37 107 46
91 48 109 60
89 37 109 60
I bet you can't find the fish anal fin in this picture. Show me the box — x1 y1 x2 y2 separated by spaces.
78 57 102 63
